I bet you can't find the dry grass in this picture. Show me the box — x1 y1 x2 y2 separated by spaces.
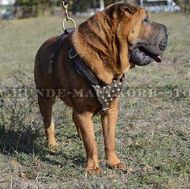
0 13 190 188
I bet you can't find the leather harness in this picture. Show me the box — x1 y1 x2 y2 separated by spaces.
50 30 125 114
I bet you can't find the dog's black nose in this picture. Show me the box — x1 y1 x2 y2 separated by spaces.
159 39 167 51
159 25 168 51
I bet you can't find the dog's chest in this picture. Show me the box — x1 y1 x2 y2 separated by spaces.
92 76 124 113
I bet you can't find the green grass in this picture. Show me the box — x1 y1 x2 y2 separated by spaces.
0 13 190 188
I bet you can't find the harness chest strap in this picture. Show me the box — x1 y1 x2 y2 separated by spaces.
50 31 125 114
69 48 125 114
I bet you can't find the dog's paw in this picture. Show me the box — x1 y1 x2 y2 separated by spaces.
114 162 127 171
107 162 127 171
85 167 101 176
48 143 60 154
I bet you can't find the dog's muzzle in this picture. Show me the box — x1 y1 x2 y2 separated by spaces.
130 23 168 66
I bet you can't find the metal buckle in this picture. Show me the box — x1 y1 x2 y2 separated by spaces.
99 108 109 115
69 48 78 59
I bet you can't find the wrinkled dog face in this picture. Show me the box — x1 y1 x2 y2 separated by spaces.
105 3 168 67
128 8 168 66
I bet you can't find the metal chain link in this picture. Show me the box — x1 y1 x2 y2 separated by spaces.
63 0 69 21
62 0 76 31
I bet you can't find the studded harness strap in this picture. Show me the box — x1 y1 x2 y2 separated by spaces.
50 31 125 114
70 48 125 113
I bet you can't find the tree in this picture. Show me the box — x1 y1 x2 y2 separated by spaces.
15 0 138 17
175 0 190 14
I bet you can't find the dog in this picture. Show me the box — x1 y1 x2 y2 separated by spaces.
34 2 168 174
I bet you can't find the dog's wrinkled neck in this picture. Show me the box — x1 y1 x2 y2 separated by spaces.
72 13 131 84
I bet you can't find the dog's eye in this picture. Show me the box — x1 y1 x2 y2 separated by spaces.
144 17 149 23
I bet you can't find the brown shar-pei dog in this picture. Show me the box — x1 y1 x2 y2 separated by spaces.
34 3 168 174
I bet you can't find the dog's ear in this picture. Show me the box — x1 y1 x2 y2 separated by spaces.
121 3 137 14
104 3 119 18
105 3 137 19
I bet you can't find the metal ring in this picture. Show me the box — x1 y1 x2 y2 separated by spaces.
62 18 76 31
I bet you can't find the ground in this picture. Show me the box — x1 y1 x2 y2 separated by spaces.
0 13 190 188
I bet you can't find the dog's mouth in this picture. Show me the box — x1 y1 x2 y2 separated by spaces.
129 47 162 66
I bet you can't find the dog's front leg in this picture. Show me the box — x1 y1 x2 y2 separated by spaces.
73 110 101 174
101 98 126 170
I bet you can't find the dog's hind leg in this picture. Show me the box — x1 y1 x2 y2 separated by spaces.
38 93 59 153
72 111 82 140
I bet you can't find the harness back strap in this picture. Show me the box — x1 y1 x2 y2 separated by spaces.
69 48 102 86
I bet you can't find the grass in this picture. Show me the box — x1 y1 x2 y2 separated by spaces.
0 13 190 188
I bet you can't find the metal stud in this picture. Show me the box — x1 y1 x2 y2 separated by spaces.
114 84 117 88
119 82 122 86
111 90 115 93
117 88 121 92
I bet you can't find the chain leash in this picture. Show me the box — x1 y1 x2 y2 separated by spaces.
62 0 76 31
